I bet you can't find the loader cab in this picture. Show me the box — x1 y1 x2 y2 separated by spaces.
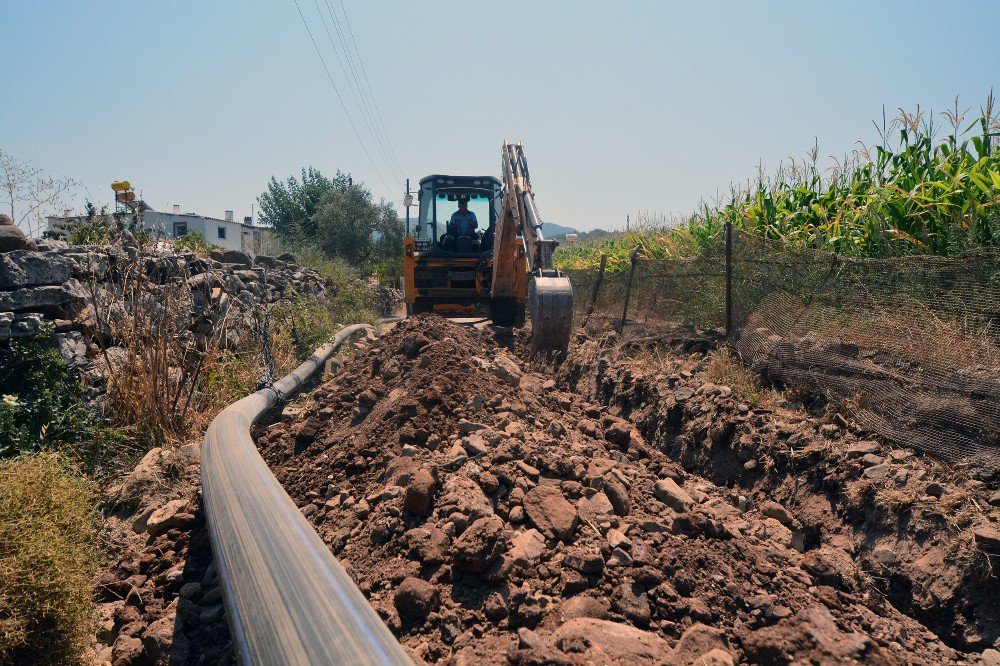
412 175 502 255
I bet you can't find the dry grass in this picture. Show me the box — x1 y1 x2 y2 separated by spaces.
705 347 779 408
81 246 379 451
0 454 97 665
80 253 214 448
804 300 1000 371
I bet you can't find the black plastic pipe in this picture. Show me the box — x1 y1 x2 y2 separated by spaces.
201 324 412 665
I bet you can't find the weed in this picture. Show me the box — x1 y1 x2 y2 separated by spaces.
82 242 380 451
0 453 97 665
174 232 220 255
64 201 150 247
705 347 776 408
87 253 220 448
371 257 403 284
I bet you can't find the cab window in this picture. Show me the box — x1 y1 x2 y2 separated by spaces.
435 195 490 231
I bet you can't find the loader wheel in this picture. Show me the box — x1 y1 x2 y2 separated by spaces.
490 299 525 327
408 300 433 316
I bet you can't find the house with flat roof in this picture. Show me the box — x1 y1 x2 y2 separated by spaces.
47 204 272 255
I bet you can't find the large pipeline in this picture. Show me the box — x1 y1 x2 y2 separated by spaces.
201 324 412 665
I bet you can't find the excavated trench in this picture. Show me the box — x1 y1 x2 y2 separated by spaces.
251 316 999 665
557 327 1000 657
91 315 999 665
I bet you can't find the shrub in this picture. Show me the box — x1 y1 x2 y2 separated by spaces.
271 287 378 361
174 232 219 255
67 201 150 247
0 454 97 665
0 335 123 473
372 257 403 285
85 243 380 449
285 250 382 324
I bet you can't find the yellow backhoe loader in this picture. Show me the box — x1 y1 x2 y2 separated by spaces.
402 142 573 351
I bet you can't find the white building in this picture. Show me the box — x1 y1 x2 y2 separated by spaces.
48 204 272 255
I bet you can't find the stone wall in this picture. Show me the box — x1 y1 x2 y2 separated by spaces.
0 233 331 380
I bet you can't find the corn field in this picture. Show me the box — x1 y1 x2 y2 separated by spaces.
557 95 1000 273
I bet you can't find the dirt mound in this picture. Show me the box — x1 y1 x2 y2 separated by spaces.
257 316 978 664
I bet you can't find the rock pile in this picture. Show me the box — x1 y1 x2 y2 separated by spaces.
257 317 967 664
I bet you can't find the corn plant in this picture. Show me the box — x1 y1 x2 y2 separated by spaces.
558 94 1000 272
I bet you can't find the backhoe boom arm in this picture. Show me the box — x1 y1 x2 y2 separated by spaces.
491 141 573 351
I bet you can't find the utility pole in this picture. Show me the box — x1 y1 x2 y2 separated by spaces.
404 179 411 236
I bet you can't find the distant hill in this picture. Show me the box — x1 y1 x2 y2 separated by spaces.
541 222 578 237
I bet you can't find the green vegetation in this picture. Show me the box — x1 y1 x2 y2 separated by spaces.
557 224 712 274
558 96 1000 272
258 167 403 279
258 167 350 240
174 231 219 254
269 254 381 359
54 201 150 246
0 335 123 474
0 453 97 665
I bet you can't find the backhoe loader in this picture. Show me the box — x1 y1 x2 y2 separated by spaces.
402 142 573 351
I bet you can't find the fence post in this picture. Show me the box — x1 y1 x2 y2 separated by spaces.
585 253 608 319
619 246 640 332
725 220 733 337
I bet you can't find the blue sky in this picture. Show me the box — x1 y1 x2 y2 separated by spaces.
2 1 998 231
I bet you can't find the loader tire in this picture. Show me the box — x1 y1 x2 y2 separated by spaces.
408 300 433 316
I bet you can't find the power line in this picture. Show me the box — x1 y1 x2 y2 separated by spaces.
328 0 405 180
322 1 403 182
335 0 405 180
312 0 403 184
291 0 394 196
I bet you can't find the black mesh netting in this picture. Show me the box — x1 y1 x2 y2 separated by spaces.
566 229 1000 477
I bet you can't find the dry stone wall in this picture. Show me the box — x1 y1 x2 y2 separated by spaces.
0 234 329 380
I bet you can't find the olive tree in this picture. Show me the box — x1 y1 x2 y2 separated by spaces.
256 167 350 243
311 184 402 270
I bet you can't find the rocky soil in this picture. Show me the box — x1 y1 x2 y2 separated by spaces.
251 316 1000 665
560 326 1000 655
89 445 235 666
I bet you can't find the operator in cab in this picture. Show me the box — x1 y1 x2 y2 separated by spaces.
448 196 478 237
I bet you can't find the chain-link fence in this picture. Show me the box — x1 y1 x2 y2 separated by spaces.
567 228 1000 477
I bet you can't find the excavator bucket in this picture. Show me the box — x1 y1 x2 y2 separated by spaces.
528 275 573 352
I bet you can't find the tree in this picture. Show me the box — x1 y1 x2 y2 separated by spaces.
257 167 350 242
311 184 403 270
0 148 79 236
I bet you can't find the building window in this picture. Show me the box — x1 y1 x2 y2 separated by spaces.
218 226 227 240
173 222 188 238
